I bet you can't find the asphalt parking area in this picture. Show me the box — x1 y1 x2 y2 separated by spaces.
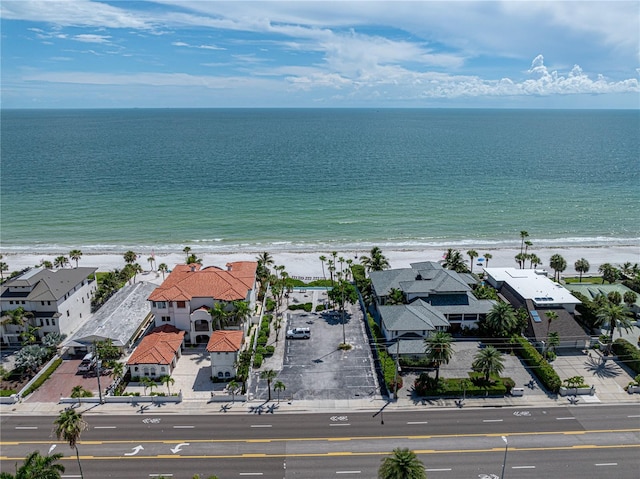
258 300 378 401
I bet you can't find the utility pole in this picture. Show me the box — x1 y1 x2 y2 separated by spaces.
501 436 508 478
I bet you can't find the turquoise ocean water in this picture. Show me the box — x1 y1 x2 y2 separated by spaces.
1 109 638 255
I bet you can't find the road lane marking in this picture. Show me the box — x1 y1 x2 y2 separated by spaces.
627 415 640 418
330 423 350 426
407 421 428 425
512 466 536 469
250 425 272 428
336 471 361 474
15 427 38 430
556 417 576 420
482 419 503 422
94 426 116 429
149 475 173 478
172 425 194 429
426 468 452 471
239 474 263 476
595 463 618 466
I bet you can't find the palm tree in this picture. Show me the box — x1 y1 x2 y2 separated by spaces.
597 302 633 346
183 246 192 262
547 331 560 356
484 302 518 337
256 251 274 271
4 307 34 327
378 447 426 479
160 375 175 395
111 361 124 381
442 248 467 273
545 311 558 337
158 263 168 280
549 254 567 282
123 250 137 265
360 246 390 273
68 250 83 268
53 256 69 269
623 291 638 308
147 256 156 271
53 409 87 479
260 369 277 401
514 253 527 269
210 302 229 330
131 263 143 283
519 230 529 255
599 263 620 284
232 300 252 326
607 291 622 305
0 260 8 281
524 240 533 255
3 451 65 479
319 255 327 282
386 288 405 305
483 253 492 267
467 250 478 273
186 253 202 265
472 346 505 382
574 258 590 282
140 376 157 395
273 380 286 403
424 331 453 381
227 379 239 403
528 254 542 269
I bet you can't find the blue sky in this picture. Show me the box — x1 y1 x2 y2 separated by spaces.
1 1 639 108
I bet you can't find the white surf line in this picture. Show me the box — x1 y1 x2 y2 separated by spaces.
250 424 272 428
595 463 618 466
482 419 503 422
15 426 38 429
556 417 576 420
512 466 536 469
407 421 428 425
172 425 194 429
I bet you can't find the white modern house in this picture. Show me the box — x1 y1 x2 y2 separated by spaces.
1 267 97 346
206 330 244 380
483 267 588 349
148 262 257 345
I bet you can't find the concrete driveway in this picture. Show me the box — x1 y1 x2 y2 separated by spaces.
250 289 379 401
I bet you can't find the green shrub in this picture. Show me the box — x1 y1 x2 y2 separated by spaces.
265 345 275 355
414 373 511 397
315 304 326 312
253 353 263 368
288 303 313 312
612 338 640 374
512 336 561 393
22 357 63 396
257 334 268 347
265 298 276 312
0 389 17 397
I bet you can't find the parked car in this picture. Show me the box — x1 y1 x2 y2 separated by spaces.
77 352 96 373
286 327 311 339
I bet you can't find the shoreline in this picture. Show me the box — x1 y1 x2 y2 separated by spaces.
2 245 638 279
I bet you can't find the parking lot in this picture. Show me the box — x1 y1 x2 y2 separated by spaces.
251 289 379 401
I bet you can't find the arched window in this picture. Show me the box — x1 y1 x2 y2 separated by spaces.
217 372 223 378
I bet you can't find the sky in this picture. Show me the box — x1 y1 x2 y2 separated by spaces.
1 1 639 109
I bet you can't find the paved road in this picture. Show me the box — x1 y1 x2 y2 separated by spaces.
2 405 638 478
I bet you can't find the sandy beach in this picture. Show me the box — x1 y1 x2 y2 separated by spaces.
3 245 638 280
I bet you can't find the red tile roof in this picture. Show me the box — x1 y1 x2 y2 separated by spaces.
206 330 244 353
148 261 257 302
127 325 185 366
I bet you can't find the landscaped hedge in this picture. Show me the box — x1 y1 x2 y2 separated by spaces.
253 353 263 368
512 336 561 393
22 357 63 396
0 389 17 397
288 303 313 312
414 373 512 397
612 338 640 374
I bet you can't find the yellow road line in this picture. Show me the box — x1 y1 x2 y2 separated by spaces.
2 428 638 446
1 443 638 462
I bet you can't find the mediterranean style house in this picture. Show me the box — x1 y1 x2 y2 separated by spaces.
369 261 496 347
126 324 185 379
148 261 257 345
207 330 244 380
0 267 98 346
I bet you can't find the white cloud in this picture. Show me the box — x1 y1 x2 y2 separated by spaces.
73 33 111 44
171 41 224 50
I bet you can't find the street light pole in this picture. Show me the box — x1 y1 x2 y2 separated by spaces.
501 435 508 478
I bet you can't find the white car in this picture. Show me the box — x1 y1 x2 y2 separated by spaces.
286 327 311 339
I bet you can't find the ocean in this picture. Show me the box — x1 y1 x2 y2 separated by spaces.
1 109 638 255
